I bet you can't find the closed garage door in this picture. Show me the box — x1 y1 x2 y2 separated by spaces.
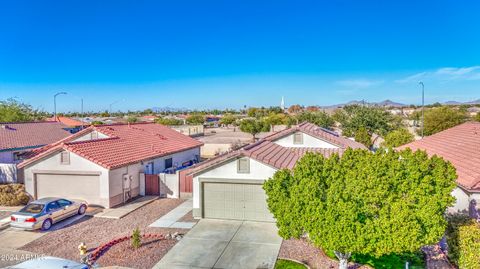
36 174 101 205
203 182 274 222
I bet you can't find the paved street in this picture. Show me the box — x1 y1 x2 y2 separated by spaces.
154 219 282 269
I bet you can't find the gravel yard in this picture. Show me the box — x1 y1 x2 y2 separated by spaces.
279 239 369 269
20 198 189 269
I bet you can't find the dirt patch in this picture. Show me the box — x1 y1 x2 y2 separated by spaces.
20 198 187 268
279 239 368 269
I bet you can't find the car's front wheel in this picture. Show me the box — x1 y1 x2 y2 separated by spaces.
41 219 52 231
78 204 87 215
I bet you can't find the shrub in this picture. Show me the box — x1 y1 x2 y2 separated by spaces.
131 227 142 249
382 128 414 148
0 184 30 206
445 214 480 269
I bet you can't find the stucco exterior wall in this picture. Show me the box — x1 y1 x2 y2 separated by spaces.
23 150 110 206
192 157 278 212
273 132 339 148
146 147 200 174
450 187 471 213
73 130 109 142
109 163 142 207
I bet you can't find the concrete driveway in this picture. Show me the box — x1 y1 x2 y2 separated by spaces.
154 219 282 269
0 214 88 250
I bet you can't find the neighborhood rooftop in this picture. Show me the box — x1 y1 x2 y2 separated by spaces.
398 121 480 191
188 122 366 174
0 121 71 151
19 122 203 169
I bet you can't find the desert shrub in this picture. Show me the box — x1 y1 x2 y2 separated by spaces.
445 214 480 269
131 227 142 249
0 184 30 206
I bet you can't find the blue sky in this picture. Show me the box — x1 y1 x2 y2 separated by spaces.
0 0 479 112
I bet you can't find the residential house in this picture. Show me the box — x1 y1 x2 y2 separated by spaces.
398 122 480 217
185 122 366 222
18 123 203 208
0 122 71 164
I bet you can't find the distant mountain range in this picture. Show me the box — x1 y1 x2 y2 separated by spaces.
443 99 480 105
323 99 406 108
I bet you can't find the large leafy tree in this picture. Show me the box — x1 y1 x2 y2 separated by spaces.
239 119 269 142
0 98 46 122
155 117 184 126
264 149 457 269
422 106 467 136
186 114 205 125
382 128 415 148
264 113 287 132
219 113 237 127
333 105 402 136
296 111 335 129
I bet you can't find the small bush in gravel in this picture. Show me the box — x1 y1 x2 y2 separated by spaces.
131 227 141 249
0 184 29 206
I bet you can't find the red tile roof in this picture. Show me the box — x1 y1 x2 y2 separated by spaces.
398 122 480 191
0 122 71 151
264 122 367 149
19 123 203 170
187 122 358 175
48 116 86 127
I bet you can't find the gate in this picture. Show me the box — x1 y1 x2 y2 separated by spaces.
145 174 160 195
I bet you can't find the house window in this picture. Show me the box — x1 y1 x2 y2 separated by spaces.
60 151 70 165
293 133 303 144
165 158 173 169
237 158 250 173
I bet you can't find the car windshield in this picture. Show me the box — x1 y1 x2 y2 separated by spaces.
20 204 45 214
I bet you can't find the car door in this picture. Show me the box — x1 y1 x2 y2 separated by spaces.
57 199 77 218
45 201 63 223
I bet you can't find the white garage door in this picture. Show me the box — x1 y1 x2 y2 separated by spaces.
36 174 101 204
203 182 274 222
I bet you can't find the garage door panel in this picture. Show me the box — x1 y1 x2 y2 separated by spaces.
203 182 274 222
36 174 100 205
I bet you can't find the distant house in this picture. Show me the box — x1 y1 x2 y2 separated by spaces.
185 122 366 221
0 122 71 164
398 122 480 217
18 123 203 208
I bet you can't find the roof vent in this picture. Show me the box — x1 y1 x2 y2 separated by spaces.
318 127 339 137
1 125 14 130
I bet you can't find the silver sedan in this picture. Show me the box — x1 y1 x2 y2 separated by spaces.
10 197 88 230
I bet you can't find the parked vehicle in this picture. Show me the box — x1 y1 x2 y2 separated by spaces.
6 256 88 269
10 197 87 230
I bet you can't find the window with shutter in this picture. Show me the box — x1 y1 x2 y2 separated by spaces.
293 133 303 144
60 151 70 165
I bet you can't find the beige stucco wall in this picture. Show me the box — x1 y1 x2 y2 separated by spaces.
109 163 142 207
273 132 339 148
23 150 110 207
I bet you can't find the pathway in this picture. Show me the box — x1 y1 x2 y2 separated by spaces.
149 199 196 229
94 196 158 219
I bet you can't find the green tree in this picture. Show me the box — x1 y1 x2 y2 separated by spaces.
239 119 269 142
126 116 138 123
382 128 414 148
219 114 237 127
156 117 184 126
264 149 456 269
264 113 286 132
91 121 104 125
247 107 267 118
475 113 480 122
0 98 46 122
297 111 335 129
186 114 205 125
354 127 372 148
422 106 467 136
333 105 402 136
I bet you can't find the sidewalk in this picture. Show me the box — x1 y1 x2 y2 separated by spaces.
94 196 158 219
149 199 196 229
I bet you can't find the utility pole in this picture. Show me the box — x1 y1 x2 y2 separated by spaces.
81 98 84 129
54 92 67 120
419 82 425 138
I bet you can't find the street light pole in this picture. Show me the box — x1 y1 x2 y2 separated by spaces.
54 92 67 120
419 82 425 138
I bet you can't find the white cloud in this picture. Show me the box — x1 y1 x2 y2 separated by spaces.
336 79 384 89
395 66 480 83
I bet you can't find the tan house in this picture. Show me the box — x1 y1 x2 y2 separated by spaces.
18 123 203 208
